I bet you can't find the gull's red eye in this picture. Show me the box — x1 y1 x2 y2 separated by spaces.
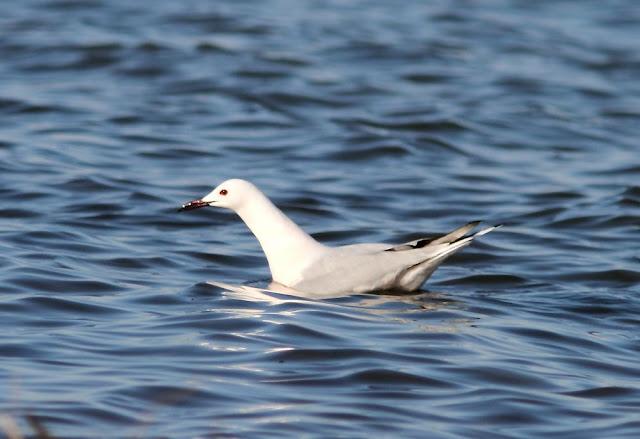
219 189 228 196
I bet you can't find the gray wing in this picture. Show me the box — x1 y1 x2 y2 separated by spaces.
293 223 500 294
294 237 465 294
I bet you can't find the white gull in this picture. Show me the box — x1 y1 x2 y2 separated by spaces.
180 179 499 295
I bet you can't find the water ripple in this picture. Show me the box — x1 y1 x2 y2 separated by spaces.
1 0 639 437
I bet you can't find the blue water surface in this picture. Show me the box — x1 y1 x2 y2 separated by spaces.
1 0 639 438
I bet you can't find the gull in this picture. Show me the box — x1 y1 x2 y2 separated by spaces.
179 179 500 295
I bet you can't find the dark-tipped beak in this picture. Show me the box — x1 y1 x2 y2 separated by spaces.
178 199 210 212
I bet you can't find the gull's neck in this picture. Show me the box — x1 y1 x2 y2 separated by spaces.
235 191 326 285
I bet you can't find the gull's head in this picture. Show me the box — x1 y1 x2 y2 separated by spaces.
179 179 259 212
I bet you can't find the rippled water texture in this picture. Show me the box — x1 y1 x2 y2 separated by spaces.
1 0 639 437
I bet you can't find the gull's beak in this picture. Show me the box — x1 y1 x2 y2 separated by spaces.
178 199 210 212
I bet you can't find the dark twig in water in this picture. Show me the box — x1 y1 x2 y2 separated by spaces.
26 415 55 439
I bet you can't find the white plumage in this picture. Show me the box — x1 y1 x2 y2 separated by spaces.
180 179 499 295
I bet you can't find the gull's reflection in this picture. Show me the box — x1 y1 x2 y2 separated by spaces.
207 280 461 311
206 280 322 303
206 280 472 334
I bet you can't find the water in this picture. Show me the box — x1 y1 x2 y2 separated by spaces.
1 0 639 437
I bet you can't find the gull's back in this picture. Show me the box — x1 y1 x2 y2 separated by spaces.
291 241 449 294
290 223 499 295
